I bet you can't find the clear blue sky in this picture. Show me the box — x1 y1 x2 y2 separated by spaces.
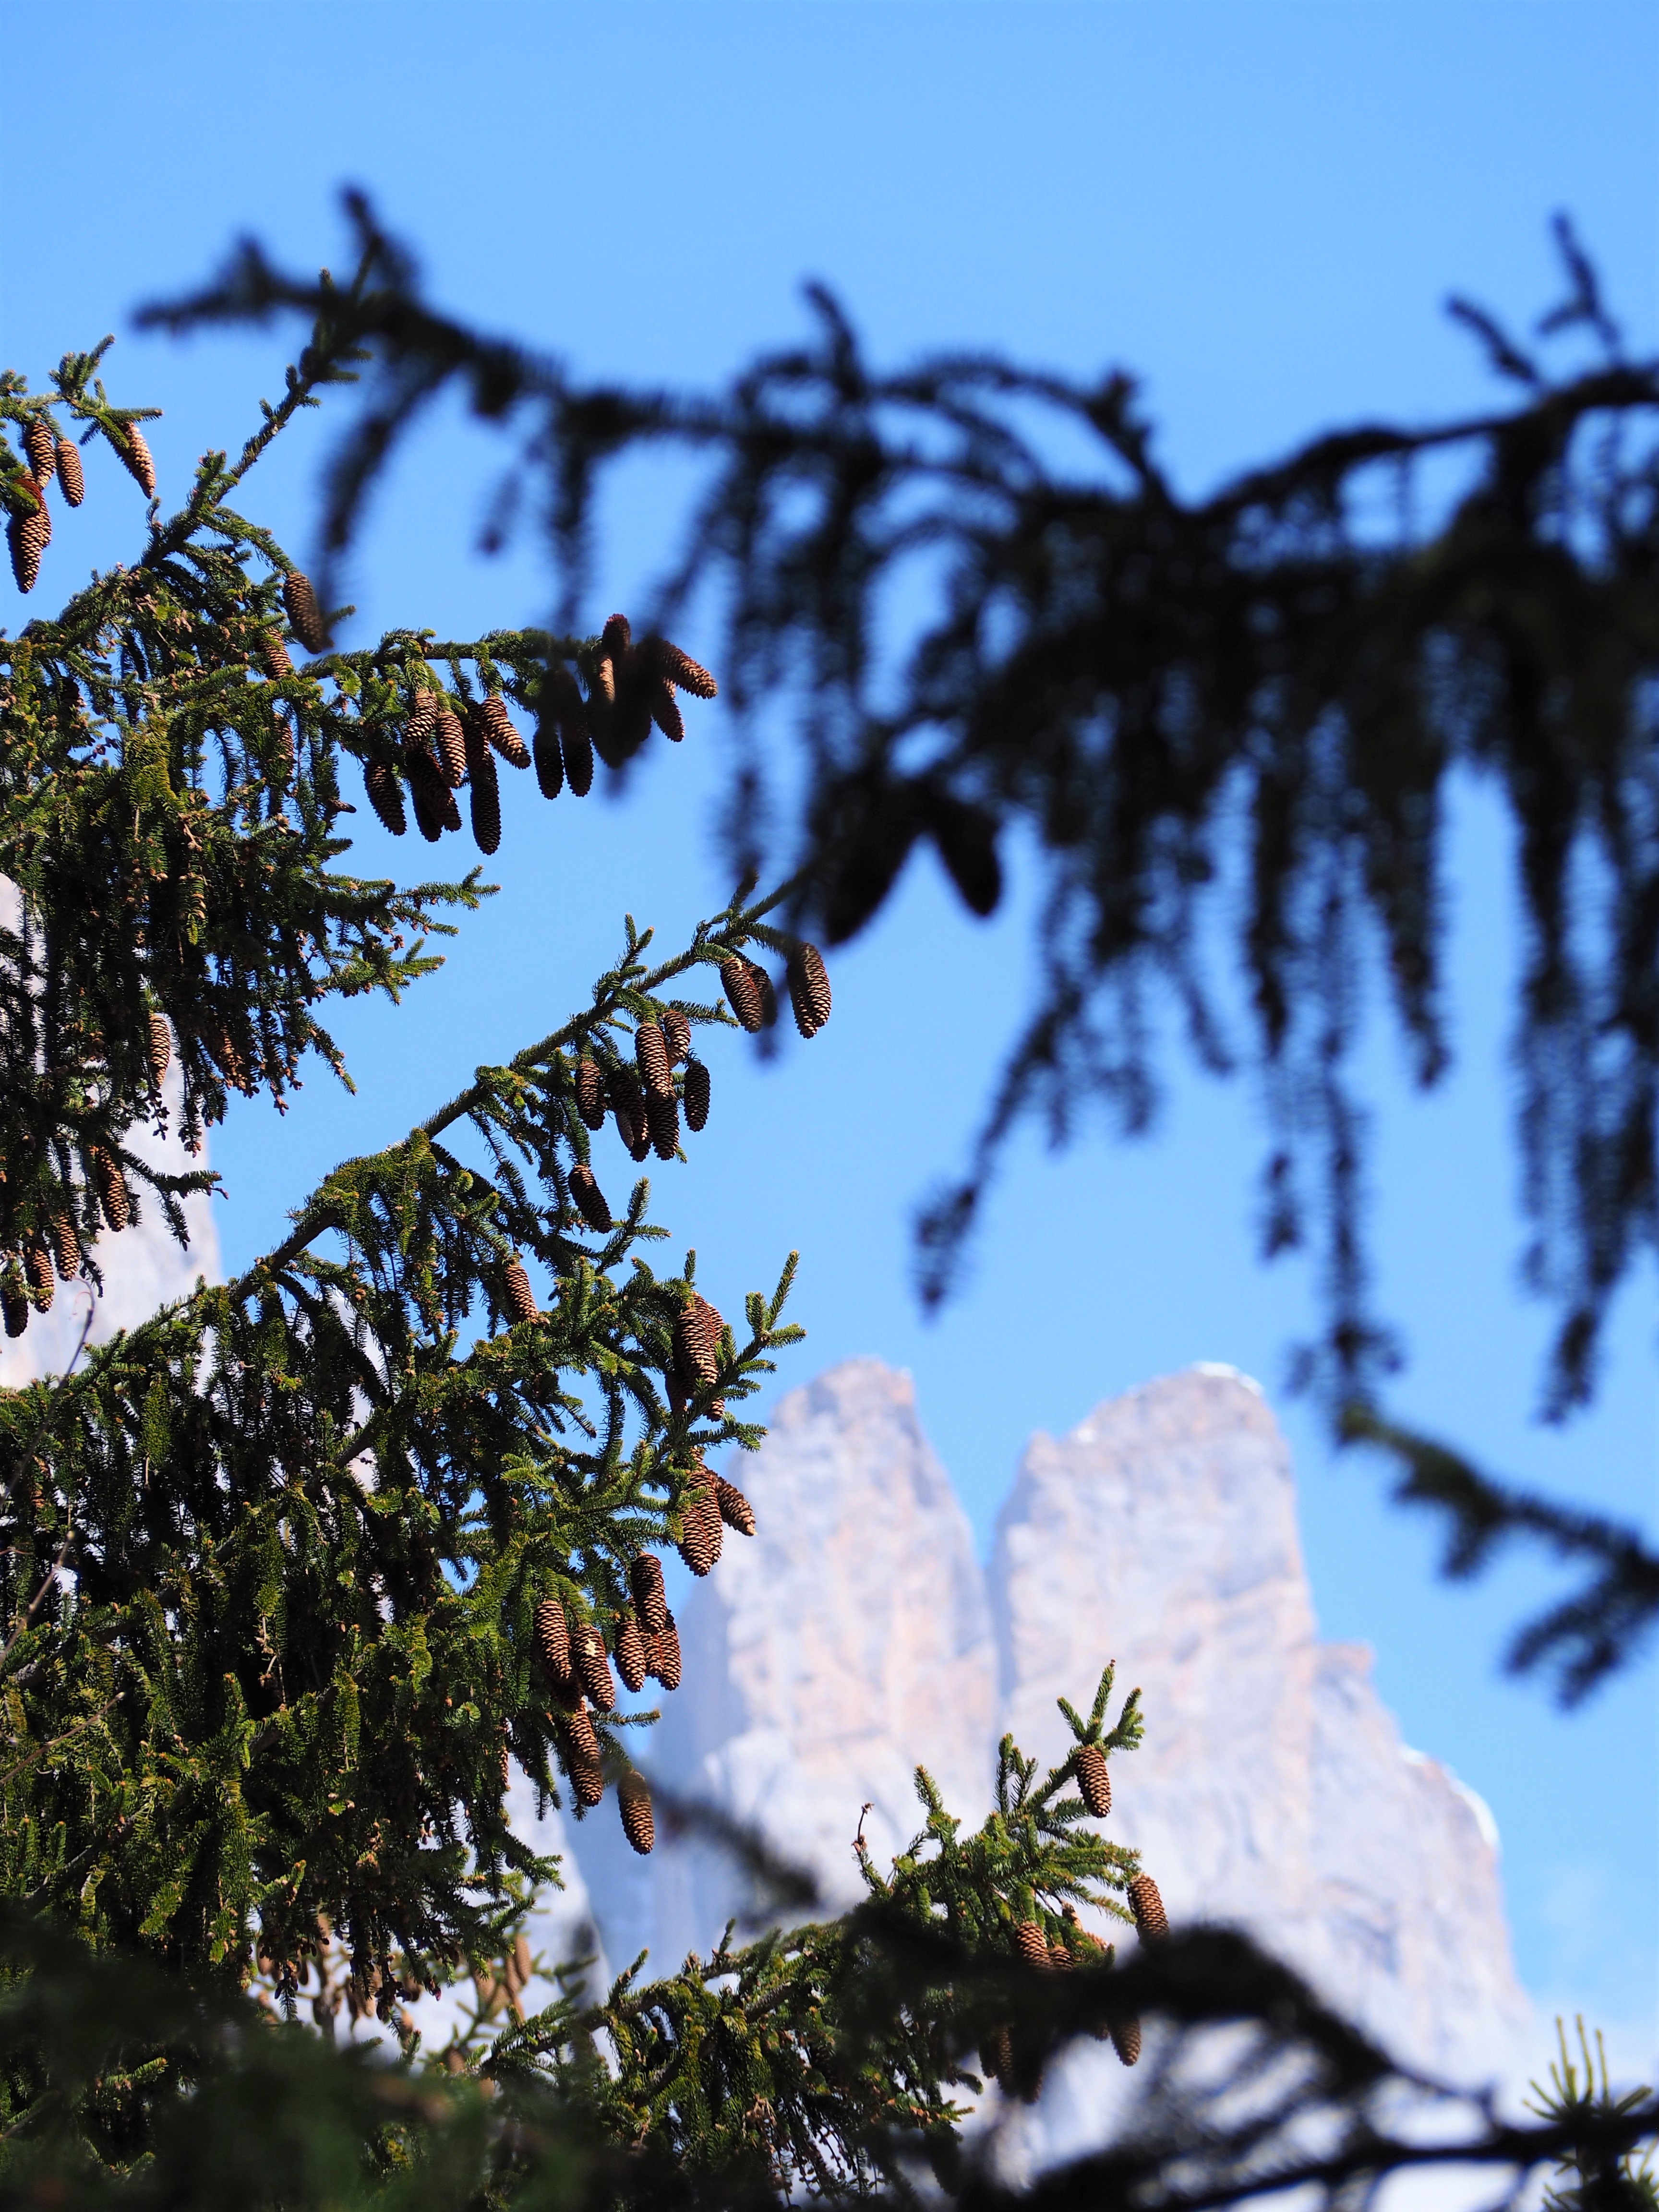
3 0 1654 2059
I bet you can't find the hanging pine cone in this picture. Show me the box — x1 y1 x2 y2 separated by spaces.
980 2026 1015 2096
531 721 564 801
647 1610 682 1690
1 1272 27 1339
147 1013 172 1086
203 1020 249 1091
618 1771 654 1855
661 1009 691 1064
560 1701 599 1765
787 944 832 1037
118 423 157 498
569 1753 605 1808
714 1477 755 1537
479 693 529 768
1128 1873 1168 1942
48 1210 79 1283
261 628 294 680
573 1057 606 1130
404 737 449 842
646 1092 679 1161
630 1552 667 1635
720 955 764 1033
1013 1921 1050 1970
90 1147 130 1233
468 742 501 854
635 1022 673 1100
676 1480 721 1577
560 1705 605 1805
406 689 439 745
55 439 84 506
607 1068 650 1161
1110 2017 1142 2068
502 1256 539 1326
534 1596 572 1687
499 1735 513 1794
648 677 684 742
434 710 467 788
364 759 407 837
282 570 328 653
24 420 56 482
644 635 719 699
572 1623 616 1712
682 1059 710 1132
1048 1939 1072 1971
23 1242 53 1310
613 1607 648 1694
673 1296 724 1388
568 1163 613 1234
8 493 49 594
561 702 594 796
1075 1743 1111 1820
270 711 296 792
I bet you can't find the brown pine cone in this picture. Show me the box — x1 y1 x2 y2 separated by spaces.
714 1477 755 1537
282 570 328 653
468 742 501 854
561 713 594 797
1075 1743 1111 1820
364 759 408 837
534 1596 572 1686
661 1009 691 1064
644 636 718 698
787 944 832 1037
630 1553 667 1635
480 693 529 768
648 676 684 742
531 722 564 801
499 1736 513 1794
1110 2017 1142 2068
720 955 764 1033
23 1242 54 1310
618 1771 655 1855
756 965 779 1028
24 420 56 482
606 1067 650 1161
568 1753 605 1808
635 1021 673 1100
434 710 467 789
55 439 84 506
90 1148 130 1233
8 496 48 594
572 1623 616 1712
646 1091 679 1161
673 1296 724 1388
261 628 294 680
676 1482 721 1577
1 1273 28 1340
1013 1921 1051 1970
1048 1939 1072 1971
1128 1873 1168 1942
147 1013 172 1086
683 1059 710 1133
406 689 439 746
573 1057 607 1130
613 1608 648 1694
568 1163 613 1234
980 2026 1015 2096
647 1609 682 1690
119 424 157 498
404 737 449 842
49 1211 79 1283
502 1256 539 1326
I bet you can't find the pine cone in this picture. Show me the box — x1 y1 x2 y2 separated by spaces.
147 1013 172 1085
282 570 328 653
649 676 684 742
787 944 832 1037
364 759 408 837
756 966 779 1027
270 711 296 792
661 1009 691 1064
630 1552 668 1635
406 690 439 746
647 1609 682 1690
23 1242 54 1310
24 420 56 482
434 710 467 789
573 1057 607 1130
676 1480 721 1577
1075 1743 1111 1820
1128 1873 1168 1942
569 1753 605 1808
1 1273 28 1340
480 693 529 768
1110 2017 1142 2068
502 1256 539 1326
531 722 564 801
618 1771 654 1855
1013 1921 1050 1970
643 635 718 699
683 1059 710 1133
720 955 764 1033
613 1607 648 1694
534 1596 572 1687
568 1163 612 1234
499 1736 513 1794
8 495 49 594
606 1067 650 1161
635 1022 673 1101
119 423 156 498
572 1623 615 1712
49 1211 79 1283
468 741 501 854
646 1091 679 1161
561 711 594 797
404 737 450 842
90 1147 130 1233
673 1296 724 1389
714 1477 755 1537
1048 1939 1072 1971
559 1705 603 1800
55 439 84 506
980 2026 1015 2096
261 628 294 680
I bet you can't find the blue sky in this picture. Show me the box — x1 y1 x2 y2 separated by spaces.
3 0 1654 2057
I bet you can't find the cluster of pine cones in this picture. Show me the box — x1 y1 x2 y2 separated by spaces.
357 617 715 859
4 411 156 594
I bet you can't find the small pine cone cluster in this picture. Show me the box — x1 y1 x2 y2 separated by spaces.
673 1296 724 1389
147 1013 172 1086
787 944 832 1038
635 1022 673 1100
618 1770 654 1855
720 955 767 1033
24 420 56 483
1012 1920 1051 1970
714 1476 755 1537
24 1242 54 1310
534 667 591 799
661 1009 691 1063
120 424 157 498
364 759 408 838
1110 2017 1142 2068
1128 1873 1167 1942
478 693 529 769
7 482 50 594
574 1057 607 1130
502 1256 539 1326
647 1609 682 1690
56 439 84 505
646 1091 679 1161
630 1553 667 1635
282 570 328 653
676 1475 723 1577
534 1596 572 1690
568 1163 612 1234
613 1608 648 1694
90 1147 130 1233
1 1272 27 1339
683 1059 710 1132
1075 1743 1111 1819
434 710 467 789
572 1623 615 1711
